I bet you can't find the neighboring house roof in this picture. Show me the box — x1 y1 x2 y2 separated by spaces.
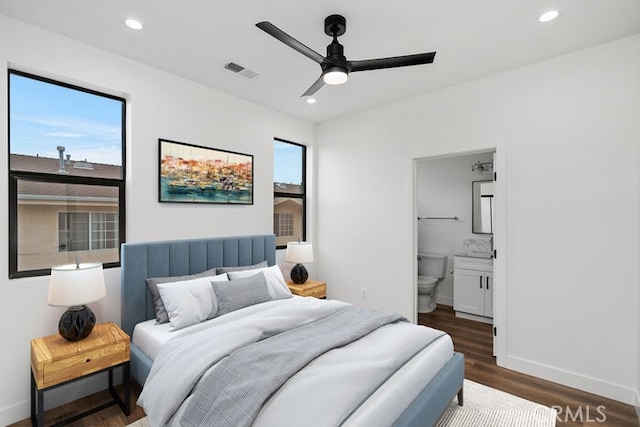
274 197 302 208
10 154 122 179
273 182 303 194
18 181 118 202
11 154 121 202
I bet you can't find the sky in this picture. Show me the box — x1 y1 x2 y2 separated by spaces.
9 72 123 166
273 140 302 185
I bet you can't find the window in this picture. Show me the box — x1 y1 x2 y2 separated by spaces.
8 70 126 278
273 139 306 249
274 213 294 237
59 212 119 252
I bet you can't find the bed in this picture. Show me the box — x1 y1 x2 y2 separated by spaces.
121 234 463 427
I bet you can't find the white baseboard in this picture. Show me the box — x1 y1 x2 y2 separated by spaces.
0 400 27 427
0 371 121 426
435 295 453 306
455 311 493 324
504 354 636 406
635 391 640 423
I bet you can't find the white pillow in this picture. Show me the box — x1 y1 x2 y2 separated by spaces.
227 265 292 300
157 273 228 331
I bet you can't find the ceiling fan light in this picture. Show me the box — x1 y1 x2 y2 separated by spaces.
323 69 348 85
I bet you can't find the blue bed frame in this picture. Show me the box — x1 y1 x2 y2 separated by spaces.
120 234 463 427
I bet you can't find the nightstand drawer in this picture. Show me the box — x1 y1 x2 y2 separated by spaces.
298 283 325 297
31 322 130 390
286 280 326 299
41 341 128 388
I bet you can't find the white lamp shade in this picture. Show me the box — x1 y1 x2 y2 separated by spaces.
48 263 106 307
285 242 314 264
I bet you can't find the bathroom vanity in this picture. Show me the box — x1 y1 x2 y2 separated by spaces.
453 255 493 324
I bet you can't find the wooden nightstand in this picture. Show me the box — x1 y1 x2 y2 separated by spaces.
287 279 326 299
30 322 131 426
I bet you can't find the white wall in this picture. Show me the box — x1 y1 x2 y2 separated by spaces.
317 35 640 404
417 152 493 306
0 15 315 424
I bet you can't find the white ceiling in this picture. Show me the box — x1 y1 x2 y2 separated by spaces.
1 1 639 123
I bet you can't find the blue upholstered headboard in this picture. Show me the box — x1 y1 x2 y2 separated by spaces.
120 234 276 337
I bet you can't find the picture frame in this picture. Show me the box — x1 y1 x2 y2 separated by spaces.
158 139 253 204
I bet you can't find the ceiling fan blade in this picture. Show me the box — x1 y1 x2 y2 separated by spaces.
301 75 326 97
350 52 436 72
256 22 325 64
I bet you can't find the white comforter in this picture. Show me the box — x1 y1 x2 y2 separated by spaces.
137 297 453 427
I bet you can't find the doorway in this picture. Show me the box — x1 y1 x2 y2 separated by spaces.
412 148 502 361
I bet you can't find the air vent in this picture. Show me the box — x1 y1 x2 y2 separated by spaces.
224 62 258 79
225 62 244 73
73 160 94 170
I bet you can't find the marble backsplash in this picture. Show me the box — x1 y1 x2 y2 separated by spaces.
463 238 492 253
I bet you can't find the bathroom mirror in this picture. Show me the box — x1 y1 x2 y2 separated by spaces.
472 180 493 234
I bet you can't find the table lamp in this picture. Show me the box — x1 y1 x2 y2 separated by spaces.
285 241 313 284
48 262 106 341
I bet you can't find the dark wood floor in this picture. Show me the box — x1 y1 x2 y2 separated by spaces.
11 305 640 426
9 382 146 427
419 305 639 427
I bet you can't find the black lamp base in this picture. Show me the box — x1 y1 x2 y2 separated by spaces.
58 305 96 341
290 263 308 284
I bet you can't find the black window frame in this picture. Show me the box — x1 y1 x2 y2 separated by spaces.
8 69 126 278
273 138 306 250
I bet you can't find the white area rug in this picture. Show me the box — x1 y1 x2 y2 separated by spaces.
127 379 556 427
126 416 149 427
437 380 556 426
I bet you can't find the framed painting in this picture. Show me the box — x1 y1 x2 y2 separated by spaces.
158 139 253 204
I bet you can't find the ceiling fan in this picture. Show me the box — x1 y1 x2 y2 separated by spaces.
256 14 437 97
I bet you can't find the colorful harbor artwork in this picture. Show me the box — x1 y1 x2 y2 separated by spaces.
159 139 253 204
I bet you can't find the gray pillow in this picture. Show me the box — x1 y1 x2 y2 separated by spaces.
146 267 219 323
212 272 272 316
216 260 268 274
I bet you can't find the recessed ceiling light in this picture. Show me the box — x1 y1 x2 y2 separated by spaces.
306 98 317 104
125 18 143 30
539 10 559 23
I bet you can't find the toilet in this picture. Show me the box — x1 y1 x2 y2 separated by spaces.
417 253 447 313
